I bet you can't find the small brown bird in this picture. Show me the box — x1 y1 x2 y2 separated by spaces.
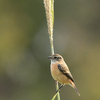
48 54 80 96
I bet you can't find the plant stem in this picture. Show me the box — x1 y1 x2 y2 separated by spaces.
56 81 60 100
44 0 60 100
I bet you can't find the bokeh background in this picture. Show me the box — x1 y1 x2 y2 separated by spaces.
0 0 100 100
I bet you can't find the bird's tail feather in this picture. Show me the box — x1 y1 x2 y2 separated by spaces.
69 80 80 96
74 85 80 96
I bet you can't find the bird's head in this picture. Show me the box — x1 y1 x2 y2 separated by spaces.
48 54 63 63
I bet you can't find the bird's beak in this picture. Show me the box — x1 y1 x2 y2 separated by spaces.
47 56 52 59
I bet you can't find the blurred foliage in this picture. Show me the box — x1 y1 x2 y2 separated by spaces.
0 0 100 100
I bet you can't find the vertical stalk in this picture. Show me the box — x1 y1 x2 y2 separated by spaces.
44 0 60 100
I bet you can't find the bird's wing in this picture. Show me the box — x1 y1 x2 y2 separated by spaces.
58 64 74 82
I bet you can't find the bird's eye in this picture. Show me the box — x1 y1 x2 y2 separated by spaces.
54 57 57 59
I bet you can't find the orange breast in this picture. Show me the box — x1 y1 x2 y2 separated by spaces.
50 63 69 85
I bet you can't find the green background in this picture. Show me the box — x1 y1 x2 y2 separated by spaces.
0 0 100 100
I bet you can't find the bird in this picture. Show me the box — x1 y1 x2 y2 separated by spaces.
48 54 80 96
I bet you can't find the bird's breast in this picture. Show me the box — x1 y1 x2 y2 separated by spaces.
50 63 69 84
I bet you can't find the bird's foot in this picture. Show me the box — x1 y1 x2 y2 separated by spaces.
56 90 61 93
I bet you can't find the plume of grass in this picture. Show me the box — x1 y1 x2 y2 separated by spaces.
44 0 60 100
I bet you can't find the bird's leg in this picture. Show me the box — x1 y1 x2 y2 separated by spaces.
52 84 65 100
56 84 64 93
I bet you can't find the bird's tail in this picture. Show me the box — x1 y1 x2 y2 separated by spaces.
69 80 80 96
73 85 80 96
